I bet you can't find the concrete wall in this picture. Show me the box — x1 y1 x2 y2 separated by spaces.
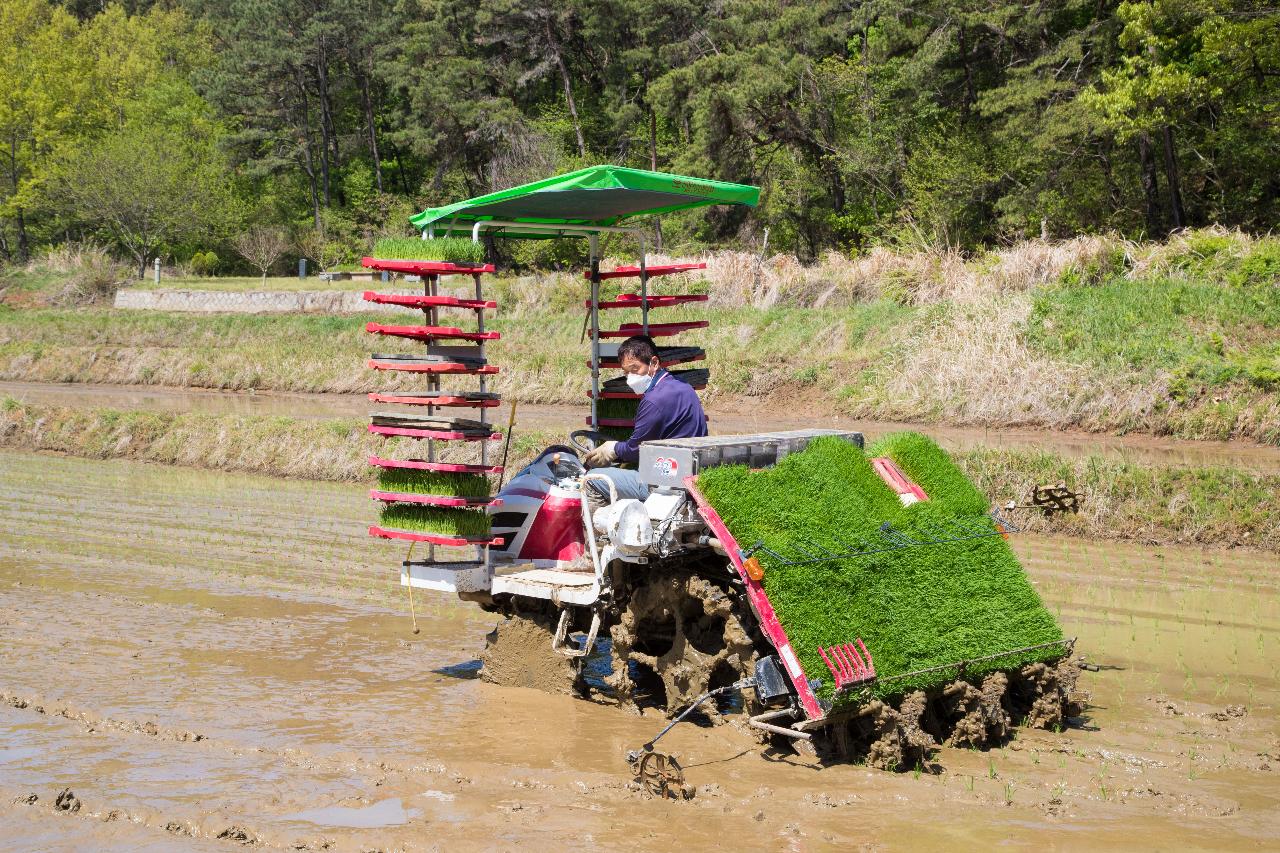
113 289 404 314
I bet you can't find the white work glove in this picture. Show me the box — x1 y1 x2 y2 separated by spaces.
582 440 618 469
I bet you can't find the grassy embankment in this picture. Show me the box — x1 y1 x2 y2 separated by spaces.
3 397 1277 552
1 229 1277 443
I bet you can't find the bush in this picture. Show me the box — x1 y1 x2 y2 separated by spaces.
190 251 219 276
42 243 130 305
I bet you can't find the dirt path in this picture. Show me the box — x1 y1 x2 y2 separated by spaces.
1 451 1277 851
4 379 1279 474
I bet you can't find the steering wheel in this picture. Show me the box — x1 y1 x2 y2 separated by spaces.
570 429 611 454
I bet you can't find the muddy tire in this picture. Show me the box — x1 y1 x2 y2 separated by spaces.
607 568 762 720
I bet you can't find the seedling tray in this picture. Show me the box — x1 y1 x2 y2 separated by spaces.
370 490 502 507
585 262 707 280
600 320 709 338
368 358 498 375
368 391 501 408
368 456 503 474
592 346 704 369
362 258 495 275
598 368 709 393
585 416 636 428
368 525 504 547
585 294 709 310
362 291 496 310
369 425 501 441
365 322 500 342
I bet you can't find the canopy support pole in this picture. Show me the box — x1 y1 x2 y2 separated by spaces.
589 233 600 430
639 236 649 335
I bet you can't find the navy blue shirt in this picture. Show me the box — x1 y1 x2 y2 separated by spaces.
616 369 708 463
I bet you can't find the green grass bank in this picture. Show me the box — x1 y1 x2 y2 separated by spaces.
2 230 1276 444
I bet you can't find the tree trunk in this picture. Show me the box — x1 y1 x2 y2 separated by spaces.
546 22 586 157
1161 125 1186 230
360 64 384 193
315 47 334 207
296 71 321 227
14 208 29 264
1137 131 1162 236
649 104 662 251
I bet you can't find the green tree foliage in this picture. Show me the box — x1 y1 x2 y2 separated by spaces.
5 0 1278 262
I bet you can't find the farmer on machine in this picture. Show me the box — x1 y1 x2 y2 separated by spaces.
582 334 708 504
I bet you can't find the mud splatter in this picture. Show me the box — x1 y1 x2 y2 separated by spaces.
479 612 581 695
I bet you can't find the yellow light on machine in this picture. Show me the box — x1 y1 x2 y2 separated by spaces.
744 556 764 581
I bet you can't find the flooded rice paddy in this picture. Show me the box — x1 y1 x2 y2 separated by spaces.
0 450 1277 850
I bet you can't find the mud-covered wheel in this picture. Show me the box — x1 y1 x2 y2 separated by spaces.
607 567 763 720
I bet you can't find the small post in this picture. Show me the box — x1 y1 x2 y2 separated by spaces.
153 257 161 284
298 258 307 279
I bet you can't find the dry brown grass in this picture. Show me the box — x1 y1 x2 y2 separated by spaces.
36 243 132 305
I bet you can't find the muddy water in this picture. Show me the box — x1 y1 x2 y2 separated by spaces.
1 450 1277 851
4 378 1279 474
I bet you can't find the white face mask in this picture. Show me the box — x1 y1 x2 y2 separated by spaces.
625 367 654 395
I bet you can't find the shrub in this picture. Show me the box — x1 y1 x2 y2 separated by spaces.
189 251 219 276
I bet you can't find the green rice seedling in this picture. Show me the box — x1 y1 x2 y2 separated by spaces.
377 467 491 498
596 396 640 421
696 433 1064 706
598 425 633 442
371 237 486 264
378 503 491 537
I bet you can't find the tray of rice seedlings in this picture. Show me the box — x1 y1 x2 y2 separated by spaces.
599 368 709 395
370 503 500 545
363 238 490 274
593 345 704 370
591 396 640 427
600 320 709 338
368 413 501 441
371 466 498 507
695 433 1076 756
367 390 502 408
368 352 497 374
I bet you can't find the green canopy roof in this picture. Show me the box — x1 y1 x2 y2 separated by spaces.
409 165 759 237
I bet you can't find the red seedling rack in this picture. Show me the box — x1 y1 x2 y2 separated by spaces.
599 320 709 338
370 490 503 508
368 525 505 547
362 257 496 276
584 259 711 438
367 358 499 375
585 262 706 280
365 322 501 342
586 294 709 310
362 254 504 573
362 291 496 310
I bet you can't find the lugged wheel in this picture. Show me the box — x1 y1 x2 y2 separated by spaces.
606 565 763 720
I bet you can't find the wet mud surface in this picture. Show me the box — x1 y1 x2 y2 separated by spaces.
4 378 1279 473
1 450 1278 850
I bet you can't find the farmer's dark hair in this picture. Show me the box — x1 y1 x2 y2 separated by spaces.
618 335 659 365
